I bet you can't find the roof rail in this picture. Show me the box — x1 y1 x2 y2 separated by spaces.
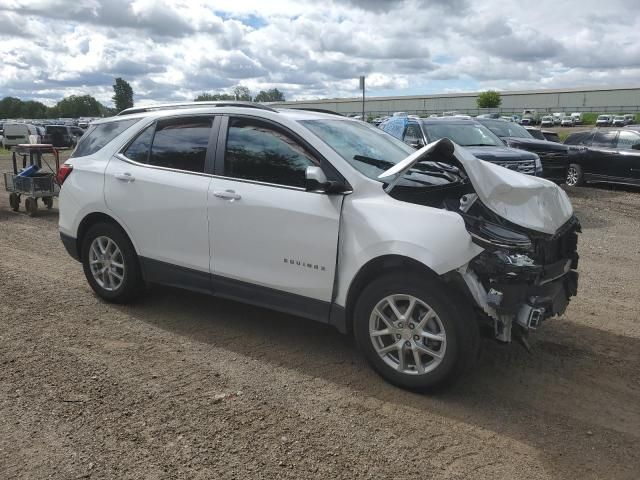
116 101 278 116
285 107 344 116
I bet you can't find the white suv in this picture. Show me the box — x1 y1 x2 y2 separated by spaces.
58 102 580 390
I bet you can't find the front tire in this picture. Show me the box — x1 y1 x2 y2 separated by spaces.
81 222 143 303
354 273 478 391
566 164 584 187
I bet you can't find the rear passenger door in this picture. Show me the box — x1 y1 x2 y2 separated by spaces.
615 130 640 181
586 130 619 178
105 116 217 286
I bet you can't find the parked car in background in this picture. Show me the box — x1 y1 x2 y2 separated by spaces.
564 128 640 187
561 116 575 127
1 122 42 148
521 109 538 125
44 125 84 148
552 113 563 125
595 115 613 127
477 118 569 183
571 113 583 125
57 102 580 390
540 115 554 127
381 116 542 177
623 114 636 125
612 116 626 127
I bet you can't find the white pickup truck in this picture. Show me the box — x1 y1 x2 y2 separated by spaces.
58 102 580 390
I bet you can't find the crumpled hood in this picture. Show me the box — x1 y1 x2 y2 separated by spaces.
379 138 574 235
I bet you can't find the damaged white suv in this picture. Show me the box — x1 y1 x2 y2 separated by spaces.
58 102 579 390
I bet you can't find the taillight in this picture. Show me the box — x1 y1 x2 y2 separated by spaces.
56 164 73 185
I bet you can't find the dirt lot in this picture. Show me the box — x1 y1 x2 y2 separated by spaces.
1 151 639 480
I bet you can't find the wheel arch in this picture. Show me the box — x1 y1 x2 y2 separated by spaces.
341 254 441 335
76 212 138 258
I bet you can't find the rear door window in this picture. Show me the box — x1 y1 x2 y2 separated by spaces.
148 117 212 173
616 130 640 149
71 119 138 158
590 131 618 148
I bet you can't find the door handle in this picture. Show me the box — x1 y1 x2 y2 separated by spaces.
213 189 241 201
115 172 135 182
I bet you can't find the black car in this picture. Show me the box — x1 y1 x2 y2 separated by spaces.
563 129 640 187
477 118 569 183
381 116 542 176
44 125 84 148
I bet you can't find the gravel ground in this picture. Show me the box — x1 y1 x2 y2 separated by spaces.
1 151 639 479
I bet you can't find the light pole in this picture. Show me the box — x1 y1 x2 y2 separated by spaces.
359 76 365 120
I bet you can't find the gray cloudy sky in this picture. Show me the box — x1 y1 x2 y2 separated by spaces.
1 0 639 106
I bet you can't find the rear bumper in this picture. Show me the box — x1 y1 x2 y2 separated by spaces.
60 232 80 261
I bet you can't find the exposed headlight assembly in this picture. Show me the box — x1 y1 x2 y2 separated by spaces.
465 220 533 251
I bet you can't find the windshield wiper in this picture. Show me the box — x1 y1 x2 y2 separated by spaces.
352 155 395 169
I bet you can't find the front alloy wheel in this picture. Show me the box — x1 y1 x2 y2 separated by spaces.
566 164 583 187
369 294 446 375
354 273 478 391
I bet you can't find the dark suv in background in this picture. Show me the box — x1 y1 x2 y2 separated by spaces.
564 129 640 186
44 125 84 148
381 117 542 177
476 118 569 183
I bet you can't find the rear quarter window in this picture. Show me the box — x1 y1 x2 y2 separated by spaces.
71 118 138 158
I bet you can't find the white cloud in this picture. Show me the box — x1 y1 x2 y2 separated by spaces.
0 0 638 106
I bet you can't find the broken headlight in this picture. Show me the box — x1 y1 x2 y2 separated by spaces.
465 220 533 251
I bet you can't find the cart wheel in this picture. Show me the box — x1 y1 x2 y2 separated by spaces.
25 197 38 217
9 193 20 212
43 197 54 209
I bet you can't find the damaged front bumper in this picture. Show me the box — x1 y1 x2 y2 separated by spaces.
457 218 580 342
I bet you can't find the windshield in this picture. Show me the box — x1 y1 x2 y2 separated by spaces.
423 122 503 146
597 116 608 120
481 120 533 139
300 119 414 181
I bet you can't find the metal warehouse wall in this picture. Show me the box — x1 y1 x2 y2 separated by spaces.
271 86 640 116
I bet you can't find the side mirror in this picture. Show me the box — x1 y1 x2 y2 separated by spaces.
305 166 350 194
632 144 640 151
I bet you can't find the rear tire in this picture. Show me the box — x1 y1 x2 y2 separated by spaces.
81 222 143 303
353 272 478 391
566 164 584 187
9 193 20 212
25 197 38 216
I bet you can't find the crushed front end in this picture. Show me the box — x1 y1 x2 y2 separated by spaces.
456 197 580 342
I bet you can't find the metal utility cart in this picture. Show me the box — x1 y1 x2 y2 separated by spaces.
3 144 61 216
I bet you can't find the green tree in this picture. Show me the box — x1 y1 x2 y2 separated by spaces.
20 100 48 118
254 88 286 102
112 77 134 112
232 85 252 101
0 96 24 118
55 95 103 117
194 92 235 101
477 90 502 109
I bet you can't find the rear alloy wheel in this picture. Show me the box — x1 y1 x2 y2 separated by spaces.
81 223 143 303
354 273 478 391
566 164 583 187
